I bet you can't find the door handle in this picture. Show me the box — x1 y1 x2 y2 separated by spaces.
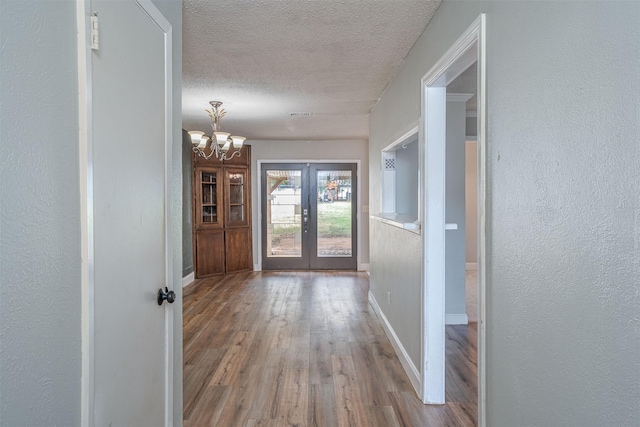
157 287 176 305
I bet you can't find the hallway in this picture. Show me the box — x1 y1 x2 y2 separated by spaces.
183 271 477 426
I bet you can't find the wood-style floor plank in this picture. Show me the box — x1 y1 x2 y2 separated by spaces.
183 271 478 426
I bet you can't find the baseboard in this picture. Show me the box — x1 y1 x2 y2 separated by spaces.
182 272 194 288
359 263 370 272
445 313 469 325
466 262 478 271
368 291 421 397
253 263 261 272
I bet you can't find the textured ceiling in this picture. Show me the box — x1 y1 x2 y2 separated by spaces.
182 0 442 140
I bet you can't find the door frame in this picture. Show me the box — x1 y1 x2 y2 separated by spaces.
256 159 362 271
77 1 174 425
420 13 487 425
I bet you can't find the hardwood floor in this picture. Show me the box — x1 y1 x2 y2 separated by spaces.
183 271 477 426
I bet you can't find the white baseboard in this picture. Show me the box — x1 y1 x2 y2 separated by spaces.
368 291 421 397
466 262 478 271
359 263 370 272
445 313 469 325
182 272 194 288
253 263 261 272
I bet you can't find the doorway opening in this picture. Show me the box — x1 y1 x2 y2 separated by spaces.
261 162 357 270
421 13 487 425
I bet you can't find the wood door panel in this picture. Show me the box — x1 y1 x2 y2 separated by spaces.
196 230 225 277
225 228 252 273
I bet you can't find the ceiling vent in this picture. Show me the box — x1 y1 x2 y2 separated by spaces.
290 112 313 117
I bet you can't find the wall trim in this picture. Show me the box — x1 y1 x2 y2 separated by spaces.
77 1 95 424
445 314 469 325
182 272 195 288
253 263 262 272
368 291 421 396
466 262 478 270
447 93 474 102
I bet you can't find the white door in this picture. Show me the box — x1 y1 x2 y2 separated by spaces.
90 0 173 425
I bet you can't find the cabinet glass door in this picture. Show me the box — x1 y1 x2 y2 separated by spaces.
197 167 222 227
225 168 249 227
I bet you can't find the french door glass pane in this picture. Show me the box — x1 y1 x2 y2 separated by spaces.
316 170 352 257
266 170 302 258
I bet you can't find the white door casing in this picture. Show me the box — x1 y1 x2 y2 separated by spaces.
78 0 174 425
420 13 486 425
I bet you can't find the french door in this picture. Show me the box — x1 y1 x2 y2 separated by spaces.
262 163 357 270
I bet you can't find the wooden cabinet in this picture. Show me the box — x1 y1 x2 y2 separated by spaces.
193 145 252 277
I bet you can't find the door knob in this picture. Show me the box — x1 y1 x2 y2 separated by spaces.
157 287 176 305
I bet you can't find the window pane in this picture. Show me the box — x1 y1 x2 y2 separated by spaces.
316 170 352 257
266 170 302 258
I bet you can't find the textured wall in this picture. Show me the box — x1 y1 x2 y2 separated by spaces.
249 139 370 268
465 116 477 137
370 1 640 425
445 99 466 318
0 1 182 424
182 129 194 277
369 219 423 367
465 142 478 264
395 140 419 216
0 1 81 425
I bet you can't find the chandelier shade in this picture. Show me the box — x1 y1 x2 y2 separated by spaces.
188 101 245 161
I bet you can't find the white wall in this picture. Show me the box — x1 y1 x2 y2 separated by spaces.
445 99 467 321
248 139 370 269
465 141 478 264
395 140 419 217
0 1 81 424
369 1 640 425
369 219 423 365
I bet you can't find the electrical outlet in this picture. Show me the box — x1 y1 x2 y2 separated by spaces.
362 205 369 213
387 291 391 305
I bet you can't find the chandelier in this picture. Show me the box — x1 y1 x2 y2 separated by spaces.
188 101 246 161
